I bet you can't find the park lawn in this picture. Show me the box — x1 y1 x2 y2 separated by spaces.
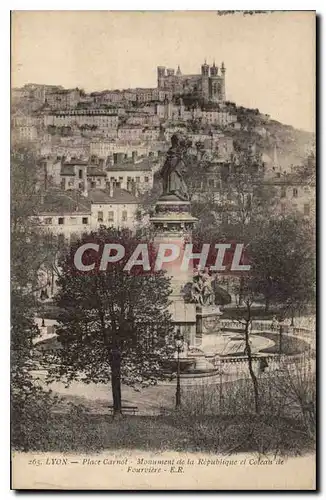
39 377 177 414
15 411 314 457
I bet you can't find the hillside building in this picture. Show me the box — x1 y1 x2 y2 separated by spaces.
157 61 226 102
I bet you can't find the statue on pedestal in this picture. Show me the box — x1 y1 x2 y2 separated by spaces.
161 134 189 201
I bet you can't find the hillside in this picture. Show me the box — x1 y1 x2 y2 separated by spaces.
224 102 315 168
178 95 315 169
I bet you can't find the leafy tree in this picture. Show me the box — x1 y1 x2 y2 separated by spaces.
11 145 44 293
48 228 174 415
11 145 51 447
11 145 63 296
250 214 315 321
11 144 40 231
229 214 315 414
11 288 58 450
11 144 65 448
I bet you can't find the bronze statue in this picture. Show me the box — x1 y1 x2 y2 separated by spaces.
161 134 189 201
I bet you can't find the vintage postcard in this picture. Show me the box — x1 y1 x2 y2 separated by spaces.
11 10 316 490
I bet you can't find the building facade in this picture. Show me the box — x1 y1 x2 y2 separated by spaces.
43 109 119 130
37 186 140 241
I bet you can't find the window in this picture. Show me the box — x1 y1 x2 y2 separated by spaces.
119 176 123 182
293 188 298 198
281 187 287 198
91 181 96 188
276 172 281 178
79 169 83 179
44 217 52 225
304 204 310 216
208 179 215 188
144 176 149 182
58 217 64 225
108 211 114 222
136 176 140 183
70 217 77 225
304 186 310 193
82 217 88 224
122 210 128 222
98 211 103 222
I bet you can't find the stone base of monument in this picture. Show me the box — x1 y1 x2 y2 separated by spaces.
195 305 223 343
170 358 196 373
193 357 215 372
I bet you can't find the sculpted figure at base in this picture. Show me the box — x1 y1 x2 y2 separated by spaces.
161 134 189 201
190 268 216 307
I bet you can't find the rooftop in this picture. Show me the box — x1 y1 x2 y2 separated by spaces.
88 187 138 204
60 164 75 176
38 189 91 214
87 166 106 177
64 160 88 166
38 186 139 215
107 158 153 172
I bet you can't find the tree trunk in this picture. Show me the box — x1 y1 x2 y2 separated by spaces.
239 277 244 305
291 308 295 327
265 296 270 313
110 347 122 417
279 325 283 355
244 316 260 414
99 312 122 418
51 266 54 296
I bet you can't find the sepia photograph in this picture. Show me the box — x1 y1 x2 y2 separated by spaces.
10 10 316 490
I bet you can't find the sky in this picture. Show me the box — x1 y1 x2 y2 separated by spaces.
11 11 315 132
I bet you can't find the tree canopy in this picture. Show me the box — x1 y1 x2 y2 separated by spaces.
48 228 175 412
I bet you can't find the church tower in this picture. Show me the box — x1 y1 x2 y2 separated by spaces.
209 61 220 102
201 61 210 100
157 66 166 89
210 61 218 77
220 61 226 101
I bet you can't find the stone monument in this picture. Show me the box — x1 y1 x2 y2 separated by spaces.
184 267 223 344
150 134 198 346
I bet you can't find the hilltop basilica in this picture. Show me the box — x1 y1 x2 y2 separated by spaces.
157 61 226 103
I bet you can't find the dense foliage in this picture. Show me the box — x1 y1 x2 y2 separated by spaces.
47 228 175 413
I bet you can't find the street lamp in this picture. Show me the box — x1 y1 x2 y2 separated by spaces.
278 317 284 355
175 328 184 408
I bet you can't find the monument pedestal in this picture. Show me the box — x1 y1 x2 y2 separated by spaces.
196 305 223 344
150 194 198 346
